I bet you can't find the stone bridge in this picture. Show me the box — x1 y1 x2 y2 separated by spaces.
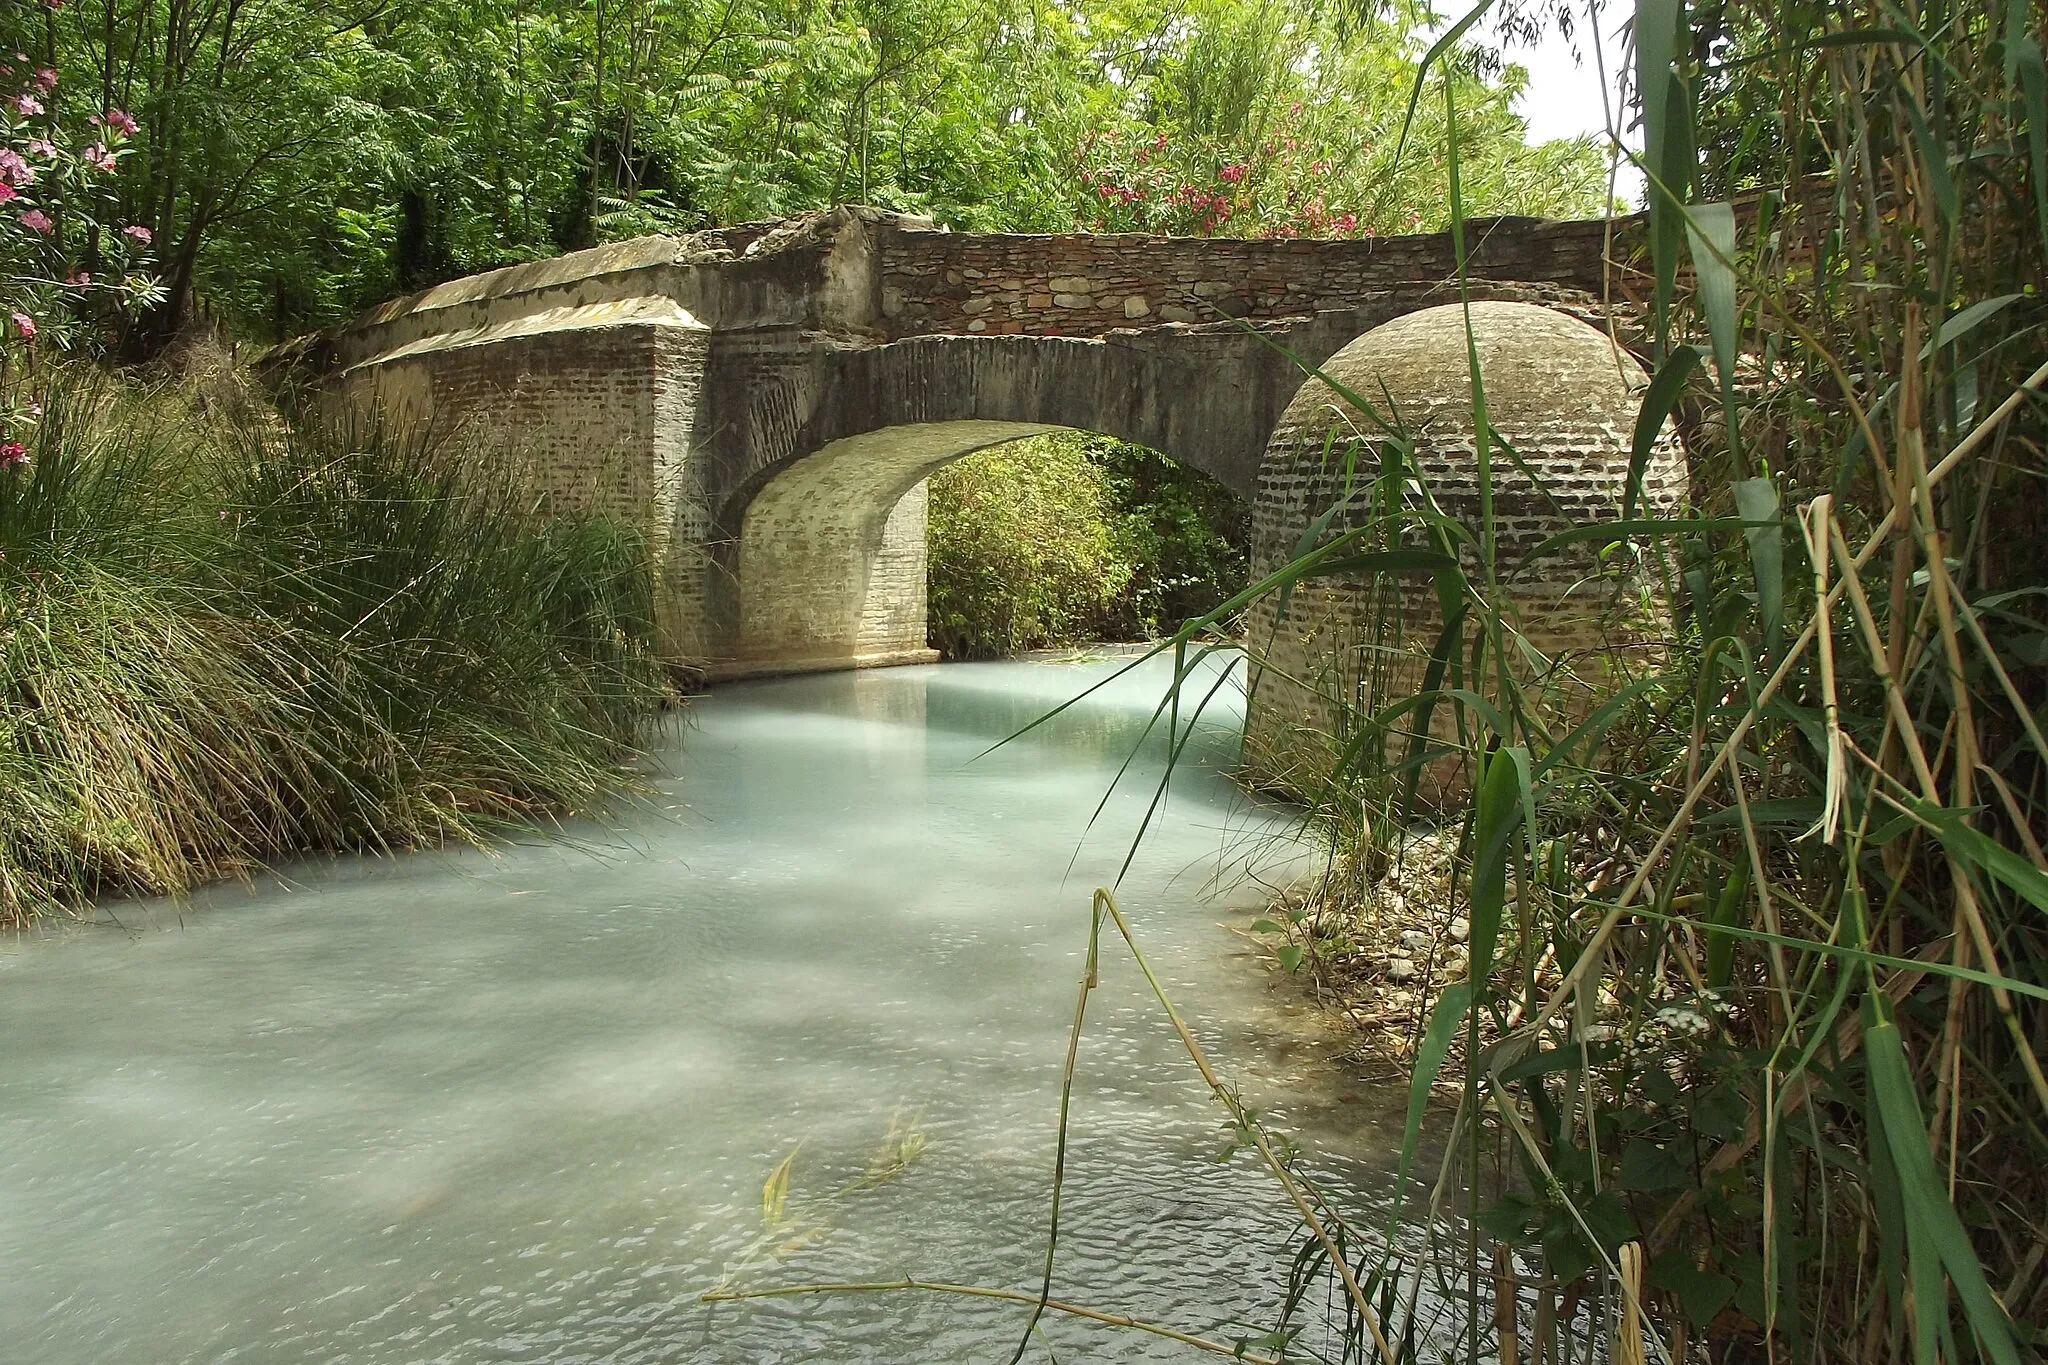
265 205 1647 681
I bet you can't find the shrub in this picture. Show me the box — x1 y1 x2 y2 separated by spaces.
926 433 1248 658
925 433 1135 659
1093 439 1248 638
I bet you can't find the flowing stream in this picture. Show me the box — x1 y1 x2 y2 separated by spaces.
0 652 1408 1363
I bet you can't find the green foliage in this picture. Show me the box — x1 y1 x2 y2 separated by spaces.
1093 440 1249 637
0 0 1616 345
925 434 1135 660
925 433 1248 659
1065 1 1614 237
0 380 667 922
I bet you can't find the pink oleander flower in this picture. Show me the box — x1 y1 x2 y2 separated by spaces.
0 148 32 185
83 143 115 172
65 270 90 286
0 441 28 469
26 138 56 158
10 312 35 340
10 93 43 117
102 109 139 137
1219 162 1247 184
18 208 51 234
122 223 152 244
0 183 16 205
33 67 57 92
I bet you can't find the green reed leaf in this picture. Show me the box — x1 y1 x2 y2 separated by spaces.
1626 345 1703 520
2018 36 2048 250
1733 477 1784 655
1864 999 2022 1365
1898 796 2048 915
1684 201 1743 452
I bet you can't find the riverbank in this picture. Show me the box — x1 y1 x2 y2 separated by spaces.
1240 827 1476 1088
0 380 669 925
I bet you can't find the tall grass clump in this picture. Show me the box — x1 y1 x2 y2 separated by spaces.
0 380 668 924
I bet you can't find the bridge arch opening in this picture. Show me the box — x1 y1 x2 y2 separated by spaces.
719 420 1248 679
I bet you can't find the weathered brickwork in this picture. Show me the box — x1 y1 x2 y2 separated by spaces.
1242 302 1685 803
269 207 1675 736
325 298 713 655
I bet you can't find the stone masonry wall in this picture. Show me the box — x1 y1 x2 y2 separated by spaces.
872 215 1636 338
276 205 1661 685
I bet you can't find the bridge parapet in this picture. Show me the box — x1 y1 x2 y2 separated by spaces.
870 213 1641 339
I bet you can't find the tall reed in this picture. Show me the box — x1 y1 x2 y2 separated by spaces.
0 379 669 923
1183 0 2048 1357
968 0 2047 1357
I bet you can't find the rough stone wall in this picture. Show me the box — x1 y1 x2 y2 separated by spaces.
873 215 1633 338
857 484 932 660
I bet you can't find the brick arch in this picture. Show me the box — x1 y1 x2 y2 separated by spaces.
706 290 1635 677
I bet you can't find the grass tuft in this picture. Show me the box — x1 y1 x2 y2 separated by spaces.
0 378 670 923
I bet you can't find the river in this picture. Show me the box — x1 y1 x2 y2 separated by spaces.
0 652 1407 1362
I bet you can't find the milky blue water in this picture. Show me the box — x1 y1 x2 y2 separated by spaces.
0 653 1404 1362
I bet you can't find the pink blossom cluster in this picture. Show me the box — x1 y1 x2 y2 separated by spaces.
0 440 27 469
1 59 155 362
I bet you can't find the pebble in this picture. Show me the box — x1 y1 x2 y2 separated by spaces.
1387 957 1419 983
1449 917 1470 942
1400 929 1430 950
